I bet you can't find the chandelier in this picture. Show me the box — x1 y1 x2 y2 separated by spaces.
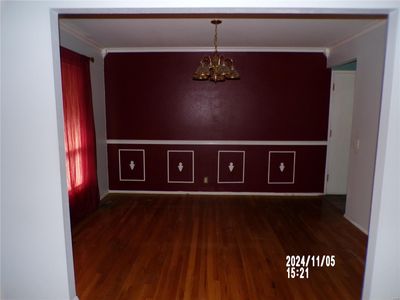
193 20 240 82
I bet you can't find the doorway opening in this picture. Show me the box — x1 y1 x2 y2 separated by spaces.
55 11 388 300
325 60 357 213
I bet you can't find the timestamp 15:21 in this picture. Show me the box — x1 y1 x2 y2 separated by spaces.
287 267 309 279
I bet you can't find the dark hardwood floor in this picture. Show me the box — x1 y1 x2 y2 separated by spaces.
72 194 367 300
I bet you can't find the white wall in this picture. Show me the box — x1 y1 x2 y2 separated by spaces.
362 10 400 300
328 23 387 233
1 2 399 300
59 27 109 199
1 2 75 300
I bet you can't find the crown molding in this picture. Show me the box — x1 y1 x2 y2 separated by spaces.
103 46 328 56
329 20 387 51
59 21 103 51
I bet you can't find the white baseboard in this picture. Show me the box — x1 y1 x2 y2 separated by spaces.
100 191 109 200
344 214 369 235
108 189 324 197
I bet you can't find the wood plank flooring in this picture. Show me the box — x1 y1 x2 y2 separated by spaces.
72 194 367 300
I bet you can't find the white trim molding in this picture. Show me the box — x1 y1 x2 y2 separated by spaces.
107 139 327 146
328 20 387 54
118 149 146 182
108 190 324 197
167 150 195 183
59 20 102 50
217 150 245 184
344 214 369 235
100 191 109 200
104 46 328 55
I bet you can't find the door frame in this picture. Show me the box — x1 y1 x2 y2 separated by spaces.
46 4 400 300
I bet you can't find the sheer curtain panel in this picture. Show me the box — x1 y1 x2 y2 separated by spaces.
60 47 99 225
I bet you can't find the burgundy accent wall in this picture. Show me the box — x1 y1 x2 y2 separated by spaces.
105 52 331 140
105 52 331 193
108 144 326 193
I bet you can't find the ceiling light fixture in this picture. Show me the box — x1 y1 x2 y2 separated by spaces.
193 20 240 82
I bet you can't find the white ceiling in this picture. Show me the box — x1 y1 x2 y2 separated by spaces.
60 17 385 50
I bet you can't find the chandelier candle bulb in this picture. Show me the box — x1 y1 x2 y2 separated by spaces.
193 20 240 82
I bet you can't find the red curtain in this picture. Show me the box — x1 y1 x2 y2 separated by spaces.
60 47 99 225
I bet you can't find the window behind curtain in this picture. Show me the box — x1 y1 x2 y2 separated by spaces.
60 47 99 225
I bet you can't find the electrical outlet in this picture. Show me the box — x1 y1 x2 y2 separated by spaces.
203 177 208 184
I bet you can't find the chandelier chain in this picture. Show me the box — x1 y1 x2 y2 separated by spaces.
214 22 218 53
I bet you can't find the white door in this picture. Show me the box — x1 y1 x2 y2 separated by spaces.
326 71 355 194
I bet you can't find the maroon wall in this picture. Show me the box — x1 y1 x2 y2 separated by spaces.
105 52 331 140
105 52 331 193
